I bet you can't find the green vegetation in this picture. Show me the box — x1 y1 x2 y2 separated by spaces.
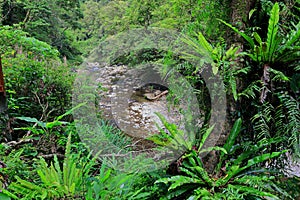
0 0 299 199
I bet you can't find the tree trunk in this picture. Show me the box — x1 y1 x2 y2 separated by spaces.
203 0 257 174
63 55 68 66
226 0 256 122
230 0 256 39
0 56 6 107
0 0 4 25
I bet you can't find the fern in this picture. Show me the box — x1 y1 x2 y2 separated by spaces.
250 90 300 161
277 92 300 156
239 80 262 99
147 113 194 151
269 68 289 82
217 19 255 49
154 118 289 199
266 2 280 62
251 103 273 140
8 133 98 199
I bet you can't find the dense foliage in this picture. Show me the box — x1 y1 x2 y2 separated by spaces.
0 0 299 199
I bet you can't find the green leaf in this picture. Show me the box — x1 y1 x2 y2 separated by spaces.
266 2 280 62
197 32 214 55
249 9 256 20
0 191 12 200
155 175 202 195
193 188 212 199
245 151 286 168
212 63 218 75
53 155 63 184
198 146 227 155
215 118 242 173
253 32 262 46
230 77 238 101
228 184 280 199
168 176 202 191
223 118 242 153
56 103 86 121
16 117 46 128
231 138 280 166
180 166 202 179
46 121 68 129
193 166 213 185
218 19 255 48
199 125 215 150
216 165 241 186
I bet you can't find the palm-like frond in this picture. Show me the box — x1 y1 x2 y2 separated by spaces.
8 134 98 199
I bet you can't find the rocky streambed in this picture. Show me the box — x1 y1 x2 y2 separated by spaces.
83 62 196 139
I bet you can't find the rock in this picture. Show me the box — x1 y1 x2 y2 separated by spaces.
143 93 155 100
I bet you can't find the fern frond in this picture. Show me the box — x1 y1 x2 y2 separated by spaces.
274 105 286 137
191 188 213 199
277 92 300 156
269 68 289 82
198 125 214 150
218 19 255 48
283 22 300 49
197 32 214 55
266 2 280 62
238 80 261 99
251 103 273 139
228 184 280 199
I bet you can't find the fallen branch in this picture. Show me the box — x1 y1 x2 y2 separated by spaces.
39 154 64 159
6 139 32 147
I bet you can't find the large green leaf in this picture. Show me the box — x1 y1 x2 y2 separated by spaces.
223 118 242 153
188 188 212 200
155 175 202 189
46 121 68 129
53 155 63 185
266 2 280 62
218 19 255 49
16 117 46 128
215 165 241 186
168 176 202 191
198 125 215 150
197 32 214 56
228 184 280 199
253 32 263 45
0 191 13 200
198 146 227 155
56 102 86 121
239 150 287 173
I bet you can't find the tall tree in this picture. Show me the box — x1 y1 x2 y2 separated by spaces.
125 0 159 29
1 0 82 60
0 56 6 113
